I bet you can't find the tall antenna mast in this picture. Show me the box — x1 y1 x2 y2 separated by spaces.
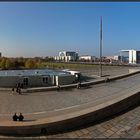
99 16 102 77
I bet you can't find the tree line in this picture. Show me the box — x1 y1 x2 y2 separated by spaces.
0 57 54 70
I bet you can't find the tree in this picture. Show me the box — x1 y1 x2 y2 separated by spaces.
25 59 36 69
17 57 25 67
5 59 13 69
0 58 6 69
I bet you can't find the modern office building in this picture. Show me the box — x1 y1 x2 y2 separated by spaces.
119 50 140 64
79 55 96 61
54 51 78 62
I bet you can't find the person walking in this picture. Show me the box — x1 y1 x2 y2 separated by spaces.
18 88 21 95
16 87 18 94
12 87 14 94
77 82 81 89
57 85 61 91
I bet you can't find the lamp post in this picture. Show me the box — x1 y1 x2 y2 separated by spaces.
99 16 102 77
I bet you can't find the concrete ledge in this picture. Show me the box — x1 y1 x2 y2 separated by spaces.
0 84 140 135
26 86 58 93
109 70 140 81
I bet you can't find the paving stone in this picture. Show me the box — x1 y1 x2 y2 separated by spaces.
80 135 92 138
125 129 136 136
123 126 132 131
102 124 112 130
88 127 98 132
96 126 106 133
74 130 83 137
105 129 115 136
67 132 78 138
86 126 96 132
103 131 113 137
110 133 121 138
88 132 99 138
110 126 119 132
95 134 106 138
80 129 90 135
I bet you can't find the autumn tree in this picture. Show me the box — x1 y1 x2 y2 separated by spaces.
25 59 36 69
5 59 14 69
0 58 6 69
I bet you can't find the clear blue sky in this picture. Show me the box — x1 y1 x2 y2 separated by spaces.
0 2 140 57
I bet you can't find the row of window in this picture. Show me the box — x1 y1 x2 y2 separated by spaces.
23 77 49 86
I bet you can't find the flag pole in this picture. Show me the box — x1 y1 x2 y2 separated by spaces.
99 16 102 77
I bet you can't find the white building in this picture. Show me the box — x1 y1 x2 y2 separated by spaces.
79 55 96 61
54 51 78 62
114 55 120 61
119 50 139 64
106 56 114 60
105 56 121 64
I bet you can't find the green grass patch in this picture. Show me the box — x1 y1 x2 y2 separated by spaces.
39 62 123 69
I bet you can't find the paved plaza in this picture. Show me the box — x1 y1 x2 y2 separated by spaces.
43 105 140 138
0 72 140 120
0 68 140 138
1 102 140 139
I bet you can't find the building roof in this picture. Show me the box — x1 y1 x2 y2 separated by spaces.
119 50 136 52
79 55 95 57
0 69 71 77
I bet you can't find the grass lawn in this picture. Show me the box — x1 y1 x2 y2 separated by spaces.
39 62 124 70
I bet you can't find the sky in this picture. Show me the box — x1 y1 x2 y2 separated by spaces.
0 2 140 57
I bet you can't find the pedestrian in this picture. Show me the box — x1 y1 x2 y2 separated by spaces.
16 87 18 93
16 83 19 88
12 87 14 94
57 85 61 91
18 88 21 95
12 113 18 121
21 83 23 89
77 82 81 89
18 113 24 121
18 83 20 88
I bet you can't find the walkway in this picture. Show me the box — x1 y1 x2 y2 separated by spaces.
0 73 139 121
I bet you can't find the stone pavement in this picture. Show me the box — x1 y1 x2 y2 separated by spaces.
0 73 140 121
44 105 140 138
0 72 140 138
0 105 140 139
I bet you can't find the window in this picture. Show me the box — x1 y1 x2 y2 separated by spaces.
43 77 49 84
23 78 28 86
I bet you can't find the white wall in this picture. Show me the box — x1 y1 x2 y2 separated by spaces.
129 50 136 64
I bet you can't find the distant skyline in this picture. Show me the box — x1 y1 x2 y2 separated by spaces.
0 2 140 57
